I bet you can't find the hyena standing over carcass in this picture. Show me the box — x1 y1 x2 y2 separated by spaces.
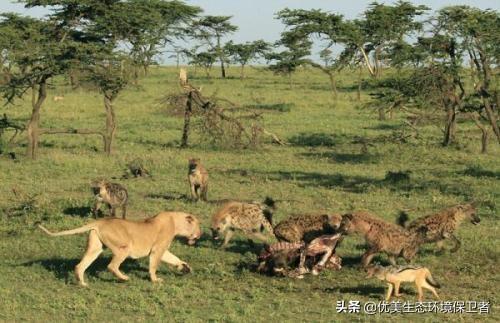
188 158 208 202
273 213 343 243
92 180 129 219
272 213 343 274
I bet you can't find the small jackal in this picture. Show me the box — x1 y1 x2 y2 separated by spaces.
188 158 208 202
366 264 441 302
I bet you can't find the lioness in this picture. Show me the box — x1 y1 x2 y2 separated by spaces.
38 212 201 286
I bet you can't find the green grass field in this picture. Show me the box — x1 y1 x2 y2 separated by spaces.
0 66 498 322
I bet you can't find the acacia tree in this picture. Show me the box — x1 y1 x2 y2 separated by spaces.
0 13 77 159
225 40 270 79
276 2 428 90
435 6 500 146
358 1 429 78
192 15 238 78
0 0 168 158
115 0 200 82
184 47 218 77
366 6 499 153
275 8 345 97
267 30 312 88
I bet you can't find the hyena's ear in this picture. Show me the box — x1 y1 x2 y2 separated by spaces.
186 215 195 223
342 213 353 221
416 226 428 234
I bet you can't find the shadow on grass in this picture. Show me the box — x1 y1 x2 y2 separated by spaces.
21 257 145 282
219 239 264 255
300 151 379 164
146 192 251 206
63 206 92 218
322 284 415 298
289 133 351 147
366 123 403 131
146 192 190 202
460 166 500 180
222 168 473 197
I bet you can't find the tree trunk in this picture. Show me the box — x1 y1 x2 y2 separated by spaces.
216 35 226 78
374 47 382 78
443 105 456 146
69 69 80 89
471 113 489 154
180 92 193 148
103 92 116 156
357 66 362 102
133 66 139 85
240 64 245 79
378 107 386 121
482 99 500 144
143 64 149 77
120 60 126 78
328 72 337 101
26 79 48 159
474 44 500 143
220 59 226 78
359 46 376 77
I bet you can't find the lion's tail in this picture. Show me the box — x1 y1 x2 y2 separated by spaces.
38 223 98 237
425 270 441 289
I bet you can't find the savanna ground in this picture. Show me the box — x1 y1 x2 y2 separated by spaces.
0 66 498 322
